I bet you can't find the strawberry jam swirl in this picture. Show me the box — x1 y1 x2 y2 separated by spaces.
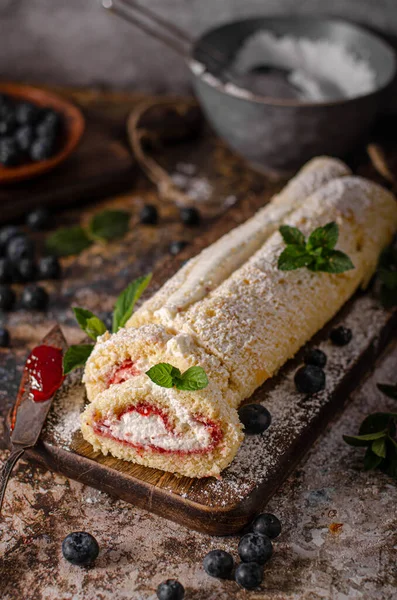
107 359 140 387
93 402 223 455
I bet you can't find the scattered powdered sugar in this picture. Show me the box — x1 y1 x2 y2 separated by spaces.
171 166 213 204
45 369 86 450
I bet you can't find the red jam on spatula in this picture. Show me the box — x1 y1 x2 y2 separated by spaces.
26 345 64 402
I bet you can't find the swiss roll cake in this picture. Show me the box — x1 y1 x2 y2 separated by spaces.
167 176 397 401
127 156 351 328
81 159 397 478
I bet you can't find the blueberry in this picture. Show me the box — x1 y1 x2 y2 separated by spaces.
203 549 234 579
251 513 282 539
0 112 16 136
26 207 50 230
0 327 10 347
238 533 273 564
139 204 158 225
304 348 327 368
62 531 99 567
294 365 325 394
0 258 12 283
15 125 35 152
156 579 184 600
30 137 56 161
0 137 21 167
21 285 48 310
15 102 40 126
330 326 352 346
13 258 37 283
36 110 61 138
0 285 16 311
238 404 271 435
38 256 61 280
235 562 263 590
6 235 34 263
180 207 200 226
169 241 187 256
0 226 21 251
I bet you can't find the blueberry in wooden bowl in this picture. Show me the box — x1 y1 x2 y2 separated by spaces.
0 83 85 184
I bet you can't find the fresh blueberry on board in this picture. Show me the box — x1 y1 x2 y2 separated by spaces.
304 348 327 368
235 562 264 590
14 258 37 283
139 204 158 225
180 206 200 226
169 240 188 256
0 258 12 283
0 327 10 347
251 513 282 539
156 579 185 600
21 285 48 310
6 235 34 263
62 532 99 567
203 549 234 579
238 532 273 564
0 285 16 311
330 326 352 346
238 403 271 435
26 207 50 230
294 364 326 394
38 255 61 280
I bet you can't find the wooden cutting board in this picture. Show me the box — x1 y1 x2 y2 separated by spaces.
11 238 396 535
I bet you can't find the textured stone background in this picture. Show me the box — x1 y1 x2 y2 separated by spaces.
1 0 397 92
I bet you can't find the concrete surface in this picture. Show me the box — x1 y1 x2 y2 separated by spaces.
1 0 397 92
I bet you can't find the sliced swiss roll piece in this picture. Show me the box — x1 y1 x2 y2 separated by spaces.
81 374 243 478
83 323 236 404
127 156 350 328
165 176 397 402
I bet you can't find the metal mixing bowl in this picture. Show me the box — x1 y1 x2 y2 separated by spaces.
190 17 396 174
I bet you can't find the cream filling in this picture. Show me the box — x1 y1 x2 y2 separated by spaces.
103 410 212 452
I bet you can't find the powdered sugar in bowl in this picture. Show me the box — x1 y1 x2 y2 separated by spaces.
189 17 396 175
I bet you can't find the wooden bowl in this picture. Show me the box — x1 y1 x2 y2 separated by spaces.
0 83 85 184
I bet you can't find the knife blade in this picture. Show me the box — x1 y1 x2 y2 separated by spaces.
1 324 68 514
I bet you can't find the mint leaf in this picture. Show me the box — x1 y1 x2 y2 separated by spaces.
380 286 397 308
73 307 107 340
318 250 355 274
112 273 152 332
278 245 313 271
175 366 209 391
377 383 397 400
89 210 130 242
359 412 397 435
343 430 387 447
46 226 92 257
363 447 383 471
279 225 305 247
63 344 94 374
378 268 397 290
372 437 387 458
307 222 339 250
146 363 181 388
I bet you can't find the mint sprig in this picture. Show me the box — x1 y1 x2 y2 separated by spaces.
146 363 209 391
278 222 354 273
112 273 152 333
63 274 152 374
46 209 130 257
343 383 397 479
